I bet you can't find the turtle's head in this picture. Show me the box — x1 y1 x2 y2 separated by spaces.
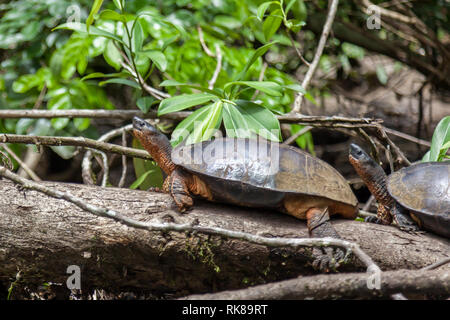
133 116 159 137
349 143 387 196
349 143 380 171
132 116 175 174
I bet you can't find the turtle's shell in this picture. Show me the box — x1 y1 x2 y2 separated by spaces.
172 138 357 218
387 162 450 238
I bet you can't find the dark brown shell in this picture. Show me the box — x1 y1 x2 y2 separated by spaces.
172 138 357 216
387 162 450 238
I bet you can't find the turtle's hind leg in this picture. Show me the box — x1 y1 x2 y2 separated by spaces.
392 203 421 232
306 207 347 272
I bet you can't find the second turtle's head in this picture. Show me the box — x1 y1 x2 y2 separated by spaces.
349 143 382 181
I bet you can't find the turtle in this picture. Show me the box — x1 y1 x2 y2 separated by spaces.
349 143 450 239
132 116 359 271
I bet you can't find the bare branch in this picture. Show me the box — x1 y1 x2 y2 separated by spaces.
282 126 312 145
0 134 151 160
292 0 340 113
287 32 310 67
0 109 191 121
197 26 215 57
181 269 450 300
359 0 418 25
118 130 128 188
208 44 222 90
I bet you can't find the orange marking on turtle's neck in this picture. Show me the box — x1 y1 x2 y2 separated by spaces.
133 129 177 175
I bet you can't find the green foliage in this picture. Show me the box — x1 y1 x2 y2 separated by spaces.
422 116 450 162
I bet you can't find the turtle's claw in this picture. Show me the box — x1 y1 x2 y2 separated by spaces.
364 216 382 224
311 247 346 272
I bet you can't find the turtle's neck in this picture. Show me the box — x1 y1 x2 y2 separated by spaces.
136 131 177 175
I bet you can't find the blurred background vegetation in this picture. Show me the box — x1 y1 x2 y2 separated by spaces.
0 0 448 186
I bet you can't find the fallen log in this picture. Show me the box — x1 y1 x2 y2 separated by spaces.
183 269 450 300
0 180 448 298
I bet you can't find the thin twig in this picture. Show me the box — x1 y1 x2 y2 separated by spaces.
0 134 151 160
32 84 47 110
359 0 418 25
282 126 312 145
0 143 41 182
292 0 339 113
118 130 128 188
384 127 431 148
89 148 109 188
251 62 268 100
287 31 310 67
82 124 135 185
208 44 222 90
197 26 215 57
421 257 450 271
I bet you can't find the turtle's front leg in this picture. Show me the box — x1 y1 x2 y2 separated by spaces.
163 169 193 212
306 207 346 272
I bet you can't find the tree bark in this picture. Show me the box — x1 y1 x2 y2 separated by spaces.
183 269 450 300
0 180 448 298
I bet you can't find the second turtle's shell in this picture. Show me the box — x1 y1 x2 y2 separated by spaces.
387 162 450 238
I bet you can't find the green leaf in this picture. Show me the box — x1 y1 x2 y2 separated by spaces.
158 93 217 116
235 100 281 141
139 50 167 71
160 80 223 97
291 124 315 155
222 103 252 138
74 118 91 131
53 22 125 45
283 84 306 94
187 101 223 144
422 150 430 162
171 105 212 146
342 42 365 59
12 74 41 93
423 116 450 162
81 72 128 81
136 96 157 113
132 19 144 52
263 9 283 42
50 146 76 160
103 40 123 71
99 78 141 89
51 117 70 131
77 56 88 75
234 41 277 82
99 9 127 22
288 0 307 22
284 19 306 33
112 0 124 11
130 169 155 189
376 65 388 85
214 16 242 29
257 1 279 21
132 138 163 190
226 81 282 97
86 0 103 32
